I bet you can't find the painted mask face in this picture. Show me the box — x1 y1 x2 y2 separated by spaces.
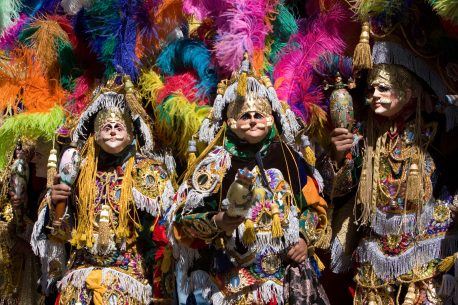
95 121 132 154
229 111 273 144
367 64 413 118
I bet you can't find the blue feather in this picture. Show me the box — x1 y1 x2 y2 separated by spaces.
113 0 139 81
76 0 140 81
156 39 218 98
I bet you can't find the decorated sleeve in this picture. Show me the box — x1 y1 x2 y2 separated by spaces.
296 174 330 249
132 158 174 216
173 196 221 246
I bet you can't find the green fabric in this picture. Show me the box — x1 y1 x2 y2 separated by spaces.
223 126 277 160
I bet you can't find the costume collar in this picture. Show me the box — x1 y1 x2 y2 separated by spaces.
224 126 277 160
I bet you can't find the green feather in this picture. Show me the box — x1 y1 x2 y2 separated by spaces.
0 106 64 169
267 5 298 74
353 0 404 21
57 38 82 91
428 0 458 24
155 95 210 162
0 0 22 33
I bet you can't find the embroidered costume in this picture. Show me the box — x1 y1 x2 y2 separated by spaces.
31 76 175 305
321 28 458 305
171 61 330 305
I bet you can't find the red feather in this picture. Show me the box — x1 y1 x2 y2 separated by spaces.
157 72 209 105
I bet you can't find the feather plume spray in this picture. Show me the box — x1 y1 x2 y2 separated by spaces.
266 4 298 75
22 18 70 80
0 13 28 50
65 73 93 115
273 5 347 123
78 0 140 80
214 0 278 75
134 0 157 58
156 39 217 98
134 0 187 55
39 0 61 13
428 0 458 25
0 49 66 114
0 106 64 170
153 0 187 41
0 0 22 33
138 69 165 107
48 15 78 48
157 72 210 105
61 0 94 15
350 0 409 25
154 93 211 161
313 52 353 81
183 0 226 21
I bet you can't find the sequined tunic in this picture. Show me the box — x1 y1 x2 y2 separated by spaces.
172 137 330 305
324 120 458 305
33 156 174 305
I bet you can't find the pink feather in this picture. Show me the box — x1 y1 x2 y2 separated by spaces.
214 0 277 74
65 74 93 115
183 0 277 74
0 14 28 49
183 0 226 21
273 4 348 122
157 72 210 105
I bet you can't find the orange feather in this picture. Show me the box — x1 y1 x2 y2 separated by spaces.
0 49 66 114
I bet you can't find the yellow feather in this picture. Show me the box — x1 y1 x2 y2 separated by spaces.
138 69 164 106
307 104 330 146
154 93 210 162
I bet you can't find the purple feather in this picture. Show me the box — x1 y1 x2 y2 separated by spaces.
273 4 348 121
0 14 28 49
183 0 225 21
113 0 139 80
214 0 276 74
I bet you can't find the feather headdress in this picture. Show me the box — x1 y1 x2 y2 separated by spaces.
156 39 217 98
266 4 298 75
428 0 458 25
0 106 64 169
21 17 72 80
0 13 28 50
75 0 140 80
273 5 347 123
0 48 66 114
214 0 278 75
0 0 22 33
182 0 277 76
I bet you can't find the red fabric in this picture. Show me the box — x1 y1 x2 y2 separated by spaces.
54 293 61 305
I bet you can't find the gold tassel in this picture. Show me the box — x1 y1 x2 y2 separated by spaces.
438 254 457 273
160 246 172 273
124 75 150 123
402 283 418 305
187 138 197 167
406 163 421 202
46 148 58 189
367 291 378 305
303 146 316 167
237 72 248 97
271 203 283 238
115 156 137 241
357 168 368 203
72 136 97 248
313 253 325 271
353 21 372 71
242 219 256 245
97 204 111 248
